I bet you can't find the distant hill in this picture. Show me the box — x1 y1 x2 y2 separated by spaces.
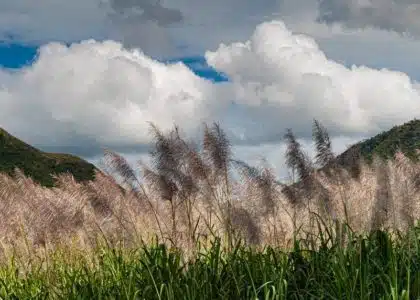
0 128 97 187
284 119 420 189
327 118 420 179
338 118 420 162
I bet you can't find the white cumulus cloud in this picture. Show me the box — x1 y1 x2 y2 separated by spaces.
1 20 420 162
0 40 230 155
206 20 420 142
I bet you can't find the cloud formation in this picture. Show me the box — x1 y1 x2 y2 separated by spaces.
206 21 420 141
0 40 230 155
0 0 107 43
1 20 420 159
108 0 183 26
2 0 420 61
0 0 185 57
317 0 420 35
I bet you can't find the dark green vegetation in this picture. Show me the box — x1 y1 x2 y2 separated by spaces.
338 118 420 166
0 128 97 187
0 224 419 299
311 118 420 181
359 118 420 162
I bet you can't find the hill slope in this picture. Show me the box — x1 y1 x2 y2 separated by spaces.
325 118 420 179
338 118 420 161
0 128 97 187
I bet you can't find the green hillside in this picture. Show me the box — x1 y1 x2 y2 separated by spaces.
0 128 97 187
327 118 420 179
338 118 420 163
359 118 420 162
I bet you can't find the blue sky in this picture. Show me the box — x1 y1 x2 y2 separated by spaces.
0 43 37 68
2 0 420 181
0 43 228 82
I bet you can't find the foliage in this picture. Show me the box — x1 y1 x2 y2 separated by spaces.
1 119 420 298
0 128 96 187
0 225 419 299
337 118 420 169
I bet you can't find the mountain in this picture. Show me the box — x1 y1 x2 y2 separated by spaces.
0 128 97 187
285 119 420 191
329 118 420 179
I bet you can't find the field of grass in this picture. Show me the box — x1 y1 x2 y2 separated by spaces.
0 226 419 299
0 120 420 299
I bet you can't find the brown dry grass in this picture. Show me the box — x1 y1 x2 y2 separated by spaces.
0 121 419 261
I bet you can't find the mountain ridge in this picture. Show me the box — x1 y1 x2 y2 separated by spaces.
305 118 420 185
0 128 97 187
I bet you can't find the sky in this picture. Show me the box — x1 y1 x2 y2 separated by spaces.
1 0 420 182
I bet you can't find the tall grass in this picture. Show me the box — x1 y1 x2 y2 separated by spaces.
0 120 419 298
0 225 418 299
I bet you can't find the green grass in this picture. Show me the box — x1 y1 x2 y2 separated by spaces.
0 223 419 299
3 118 420 299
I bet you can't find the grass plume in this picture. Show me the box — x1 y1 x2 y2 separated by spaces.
0 121 418 298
